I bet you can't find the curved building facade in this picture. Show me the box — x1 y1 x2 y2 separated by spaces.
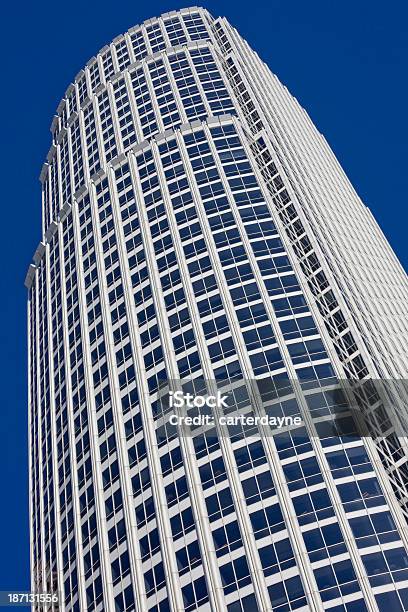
26 7 408 612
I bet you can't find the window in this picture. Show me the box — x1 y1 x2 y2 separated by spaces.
314 560 359 602
175 540 202 574
227 594 259 612
160 446 183 475
249 503 285 539
170 507 194 539
234 441 267 473
165 476 189 507
111 550 131 585
292 488 334 525
362 548 408 587
114 584 135 612
376 590 407 612
303 522 346 561
326 445 372 479
259 537 296 576
199 456 227 490
283 456 323 491
144 562 165 597
140 528 160 561
220 556 251 594
108 518 126 551
242 470 275 504
212 520 242 557
205 488 234 522
268 575 306 610
349 511 399 548
181 576 208 612
337 477 385 512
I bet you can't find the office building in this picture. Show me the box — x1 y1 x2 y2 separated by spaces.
26 8 408 611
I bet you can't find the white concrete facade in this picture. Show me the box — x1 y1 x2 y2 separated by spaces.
26 8 408 612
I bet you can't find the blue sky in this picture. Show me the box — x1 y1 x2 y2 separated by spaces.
1 0 407 598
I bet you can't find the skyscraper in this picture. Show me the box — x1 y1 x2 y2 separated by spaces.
26 7 408 612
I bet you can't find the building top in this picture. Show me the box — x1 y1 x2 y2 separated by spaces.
50 7 213 137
